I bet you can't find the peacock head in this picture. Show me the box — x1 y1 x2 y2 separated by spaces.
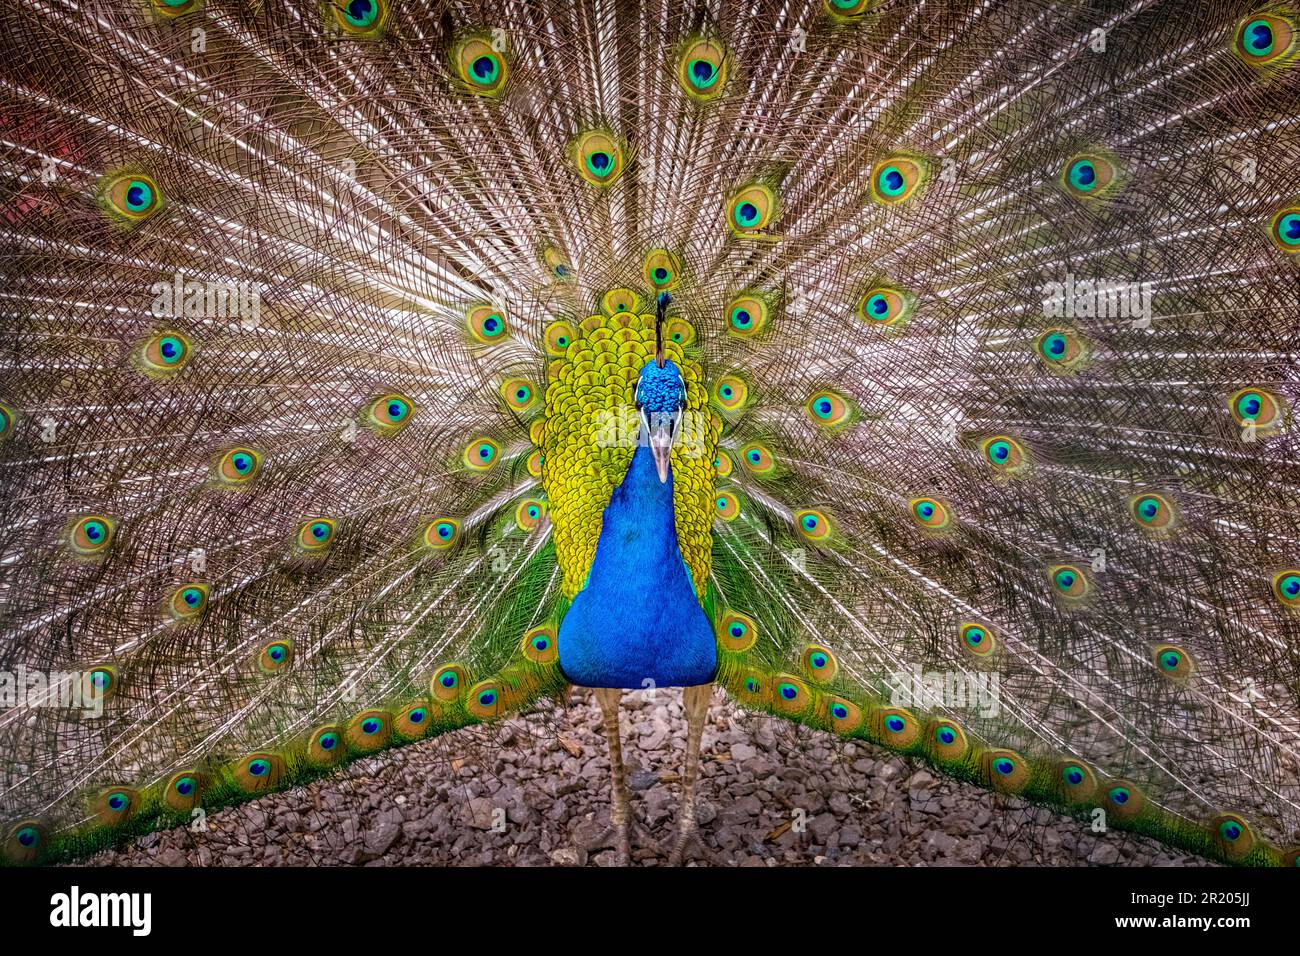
636 297 686 484
634 291 687 483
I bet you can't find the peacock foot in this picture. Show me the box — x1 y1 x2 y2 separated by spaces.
664 821 716 867
583 818 647 866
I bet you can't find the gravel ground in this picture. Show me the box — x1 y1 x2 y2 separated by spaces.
85 687 1214 867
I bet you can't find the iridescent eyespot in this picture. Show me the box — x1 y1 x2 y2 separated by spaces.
258 640 293 672
346 709 392 751
870 155 927 204
69 515 115 555
601 288 641 315
298 518 336 552
1271 207 1300 253
805 390 853 429
168 583 208 620
1129 493 1174 530
527 449 544 477
0 403 13 441
364 392 415 434
571 130 625 187
234 753 283 791
137 329 193 375
1056 761 1097 802
331 0 387 35
825 0 874 18
664 317 696 346
500 378 537 413
396 703 431 738
468 681 505 719
99 171 162 223
1103 780 1144 819
215 447 262 485
1036 328 1087 370
82 665 118 701
1211 813 1255 860
727 183 777 236
453 35 508 95
826 696 862 733
464 437 499 471
713 450 734 477
164 771 202 812
541 244 571 281
857 285 915 328
712 374 749 411
980 435 1027 474
522 624 559 664
94 788 139 825
644 249 683 291
1273 569 1300 607
1060 152 1119 200
802 644 838 682
909 497 951 530
515 498 545 532
424 517 460 551
713 490 741 521
733 670 769 705
307 727 345 766
151 0 201 18
1050 564 1089 600
1235 13 1297 66
431 664 466 701
4 820 46 864
1152 643 1194 683
958 621 997 658
795 509 832 542
876 707 920 748
740 442 775 476
543 320 575 356
467 304 509 344
771 675 811 715
1229 386 1283 432
678 36 729 99
985 749 1029 793
930 721 969 761
717 611 757 652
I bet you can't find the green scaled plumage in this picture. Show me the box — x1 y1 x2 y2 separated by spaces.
1 0 1299 868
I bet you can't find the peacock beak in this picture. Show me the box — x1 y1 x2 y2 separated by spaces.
649 419 673 483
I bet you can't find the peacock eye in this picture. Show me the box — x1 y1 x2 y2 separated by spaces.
332 0 386 34
870 156 927 204
937 726 956 744
515 498 545 531
887 715 907 733
1108 786 1130 804
174 775 196 796
138 330 193 375
1050 564 1089 599
407 708 426 724
99 172 162 223
727 183 777 235
170 583 208 619
258 640 294 672
215 447 262 485
678 37 729 99
857 285 915 328
319 732 339 750
714 491 740 521
70 515 115 555
909 497 950 530
467 304 509 344
981 435 1027 474
361 718 382 734
500 378 536 412
425 518 460 550
16 827 38 848
1229 386 1282 430
993 757 1015 776
1060 153 1119 200
464 438 500 471
643 249 683 291
1272 209 1300 252
571 130 625 186
1235 13 1296 65
454 36 508 95
1063 766 1085 785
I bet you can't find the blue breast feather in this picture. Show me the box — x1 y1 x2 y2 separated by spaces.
557 444 718 689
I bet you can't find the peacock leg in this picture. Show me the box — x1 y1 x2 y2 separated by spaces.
592 686 635 866
666 682 715 866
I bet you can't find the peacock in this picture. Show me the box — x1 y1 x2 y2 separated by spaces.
1 0 1298 869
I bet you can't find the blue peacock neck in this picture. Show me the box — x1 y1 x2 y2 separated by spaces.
556 440 717 689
